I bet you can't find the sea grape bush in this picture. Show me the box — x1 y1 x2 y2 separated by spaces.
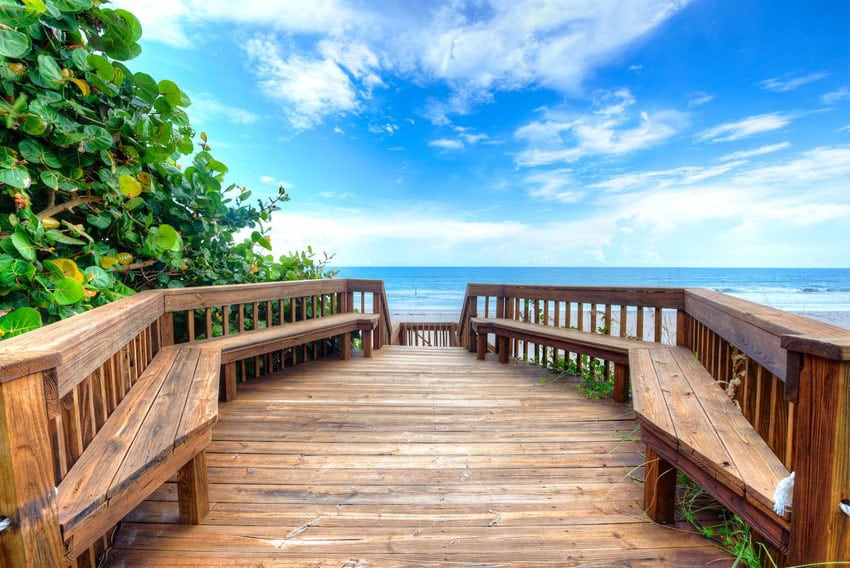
0 0 332 338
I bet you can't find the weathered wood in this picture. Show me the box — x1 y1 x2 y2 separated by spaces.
195 313 379 365
788 356 850 563
643 446 676 524
57 346 219 561
108 346 733 565
177 452 210 524
0 373 64 567
630 345 791 552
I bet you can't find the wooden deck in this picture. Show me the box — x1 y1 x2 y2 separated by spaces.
105 346 731 566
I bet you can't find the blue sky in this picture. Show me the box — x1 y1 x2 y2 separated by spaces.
112 0 850 267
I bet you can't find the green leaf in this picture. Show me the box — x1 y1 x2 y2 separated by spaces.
37 54 64 89
0 254 35 286
52 0 92 12
52 276 84 305
81 125 113 152
133 72 159 104
83 265 112 289
0 147 16 168
19 139 62 168
86 212 112 229
40 169 80 192
10 228 36 261
87 54 114 81
0 0 42 27
0 166 32 188
154 223 182 252
158 80 182 107
0 28 31 58
70 48 89 71
20 114 47 135
124 196 144 211
0 308 42 338
43 229 86 245
118 174 142 197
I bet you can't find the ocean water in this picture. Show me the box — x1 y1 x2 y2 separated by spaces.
335 267 850 316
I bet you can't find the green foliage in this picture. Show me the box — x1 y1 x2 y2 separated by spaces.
539 350 614 399
0 0 333 334
678 475 775 567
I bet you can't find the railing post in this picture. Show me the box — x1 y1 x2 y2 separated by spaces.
0 373 64 567
787 352 850 563
372 293 383 350
465 295 478 351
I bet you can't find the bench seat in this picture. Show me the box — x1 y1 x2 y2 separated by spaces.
630 345 791 551
470 317 656 402
57 345 220 561
195 312 380 402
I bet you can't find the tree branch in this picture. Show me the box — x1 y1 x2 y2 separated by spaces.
36 196 102 220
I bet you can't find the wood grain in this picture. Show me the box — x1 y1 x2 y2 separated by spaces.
106 346 732 566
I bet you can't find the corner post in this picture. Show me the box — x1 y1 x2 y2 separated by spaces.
788 353 850 564
465 295 478 351
0 373 64 567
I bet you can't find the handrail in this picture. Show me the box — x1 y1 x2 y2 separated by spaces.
0 277 388 567
458 283 850 564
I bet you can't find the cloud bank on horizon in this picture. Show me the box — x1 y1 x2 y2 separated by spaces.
114 0 850 267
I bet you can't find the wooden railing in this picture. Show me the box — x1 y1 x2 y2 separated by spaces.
0 279 390 567
459 283 850 564
397 322 459 347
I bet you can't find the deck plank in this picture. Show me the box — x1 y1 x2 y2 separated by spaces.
107 346 732 566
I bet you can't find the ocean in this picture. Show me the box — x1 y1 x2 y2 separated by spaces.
334 267 850 328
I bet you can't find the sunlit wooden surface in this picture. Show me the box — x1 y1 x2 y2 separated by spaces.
106 346 730 566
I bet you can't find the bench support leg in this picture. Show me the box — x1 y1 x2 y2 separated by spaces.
643 446 677 524
340 332 352 360
178 451 210 524
613 364 628 403
497 335 509 364
363 329 373 358
220 362 237 403
476 332 487 360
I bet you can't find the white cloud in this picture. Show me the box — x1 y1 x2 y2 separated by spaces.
629 64 643 72
186 92 260 126
822 87 850 105
718 142 791 162
428 126 488 150
244 36 363 129
369 123 399 135
260 176 294 188
334 126 345 135
122 0 691 129
696 113 791 143
429 139 464 150
688 92 714 107
515 90 688 166
759 72 828 92
525 169 584 203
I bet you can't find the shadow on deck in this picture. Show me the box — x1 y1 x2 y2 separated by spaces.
107 346 730 566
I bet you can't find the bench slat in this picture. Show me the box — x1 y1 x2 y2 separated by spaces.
629 348 677 449
57 346 219 559
57 347 179 529
471 318 653 364
175 348 220 447
641 347 744 493
199 313 379 364
667 347 789 515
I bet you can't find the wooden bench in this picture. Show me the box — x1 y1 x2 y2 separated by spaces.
196 312 380 402
470 317 655 402
56 345 220 561
630 345 791 552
